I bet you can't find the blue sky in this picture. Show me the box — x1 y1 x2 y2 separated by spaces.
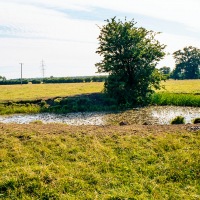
0 0 200 79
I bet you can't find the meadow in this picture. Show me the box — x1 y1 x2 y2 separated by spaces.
159 79 200 94
0 80 199 103
0 80 200 115
0 82 104 102
0 123 200 199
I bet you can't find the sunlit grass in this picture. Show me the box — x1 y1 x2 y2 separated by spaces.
0 82 104 102
159 79 200 94
0 123 199 199
0 80 199 103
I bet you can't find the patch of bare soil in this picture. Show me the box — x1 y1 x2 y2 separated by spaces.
0 123 199 138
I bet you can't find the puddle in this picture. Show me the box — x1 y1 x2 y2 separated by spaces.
0 106 199 125
0 112 106 125
150 106 200 124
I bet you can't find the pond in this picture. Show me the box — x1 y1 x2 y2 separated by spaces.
0 106 199 125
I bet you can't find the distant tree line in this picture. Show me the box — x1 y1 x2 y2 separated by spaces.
0 76 107 85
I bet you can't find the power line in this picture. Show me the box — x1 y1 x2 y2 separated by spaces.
19 63 23 85
41 60 45 82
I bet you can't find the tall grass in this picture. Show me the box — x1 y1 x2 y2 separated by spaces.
0 123 199 199
151 93 200 107
0 104 40 115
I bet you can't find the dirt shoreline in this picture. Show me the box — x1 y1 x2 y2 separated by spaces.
1 123 199 137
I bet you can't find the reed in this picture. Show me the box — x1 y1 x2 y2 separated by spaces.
151 92 200 107
0 104 40 115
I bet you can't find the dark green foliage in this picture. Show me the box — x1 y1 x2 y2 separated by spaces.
171 116 185 124
0 79 28 85
159 66 171 75
0 93 119 115
0 76 107 85
42 76 107 84
42 93 118 113
193 118 200 124
159 66 171 79
172 46 200 79
96 17 166 106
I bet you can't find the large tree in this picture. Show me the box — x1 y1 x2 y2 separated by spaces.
95 17 166 106
172 46 200 79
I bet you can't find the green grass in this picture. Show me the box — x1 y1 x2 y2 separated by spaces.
152 79 200 107
0 123 200 199
0 80 199 115
0 103 41 115
0 80 199 103
151 93 200 107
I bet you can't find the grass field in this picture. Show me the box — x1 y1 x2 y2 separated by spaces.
0 82 104 102
0 80 199 103
0 123 199 199
160 79 200 94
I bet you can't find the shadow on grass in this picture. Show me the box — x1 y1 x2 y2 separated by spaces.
41 93 119 113
0 93 125 115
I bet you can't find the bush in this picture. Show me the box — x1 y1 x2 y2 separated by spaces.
193 118 200 124
171 116 185 124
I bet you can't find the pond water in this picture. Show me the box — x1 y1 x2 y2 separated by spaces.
0 106 199 125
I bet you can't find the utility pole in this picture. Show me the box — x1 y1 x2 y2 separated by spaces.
19 63 23 85
41 60 45 82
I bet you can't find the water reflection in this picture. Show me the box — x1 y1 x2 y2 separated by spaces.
151 106 200 124
0 106 199 125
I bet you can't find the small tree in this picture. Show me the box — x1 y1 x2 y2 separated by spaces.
173 46 200 79
159 66 171 75
96 17 166 106
0 75 6 81
159 66 171 79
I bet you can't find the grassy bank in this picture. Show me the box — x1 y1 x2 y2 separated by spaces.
151 93 200 107
0 123 200 199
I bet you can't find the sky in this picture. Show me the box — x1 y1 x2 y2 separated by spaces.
0 0 200 79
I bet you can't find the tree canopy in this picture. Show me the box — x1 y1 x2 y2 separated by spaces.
96 17 166 106
172 46 200 79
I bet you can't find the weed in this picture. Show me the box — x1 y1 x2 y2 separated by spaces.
193 118 200 124
171 116 185 124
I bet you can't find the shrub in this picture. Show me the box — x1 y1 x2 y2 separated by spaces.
171 116 185 124
193 118 200 124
